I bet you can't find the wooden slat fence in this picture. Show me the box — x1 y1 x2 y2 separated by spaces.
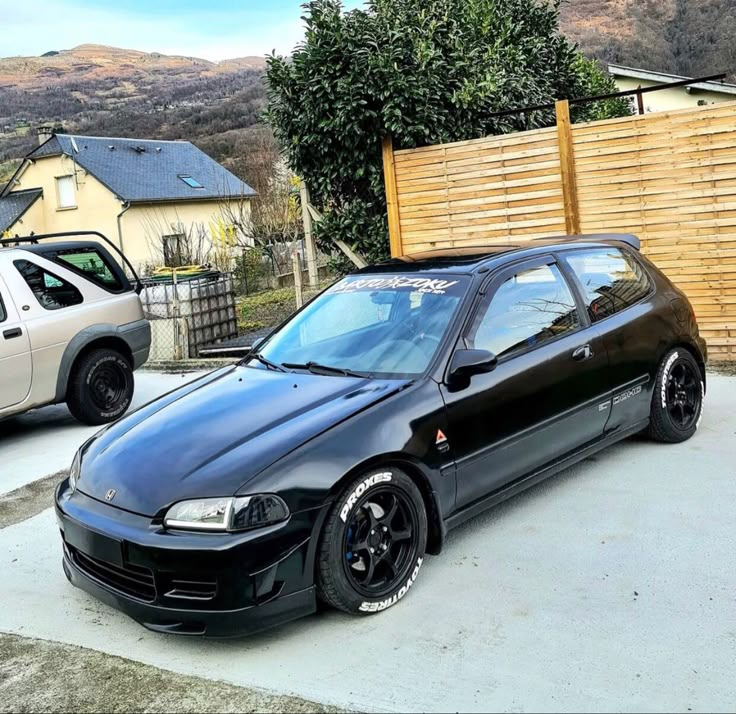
383 100 736 361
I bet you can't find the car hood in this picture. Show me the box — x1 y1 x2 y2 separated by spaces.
78 365 409 516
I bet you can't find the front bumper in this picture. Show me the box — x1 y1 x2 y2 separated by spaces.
55 480 324 638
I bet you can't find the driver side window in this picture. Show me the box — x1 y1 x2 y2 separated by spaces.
470 262 581 360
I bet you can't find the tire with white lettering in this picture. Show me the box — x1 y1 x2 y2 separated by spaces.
317 468 427 615
648 348 704 443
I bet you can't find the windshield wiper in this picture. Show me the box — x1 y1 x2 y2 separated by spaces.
247 352 287 373
281 361 370 378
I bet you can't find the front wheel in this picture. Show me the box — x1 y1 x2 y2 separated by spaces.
317 468 427 615
66 348 134 426
648 348 704 443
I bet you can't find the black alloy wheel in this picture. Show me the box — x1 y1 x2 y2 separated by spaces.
649 348 704 443
342 487 418 598
665 358 701 430
318 468 428 615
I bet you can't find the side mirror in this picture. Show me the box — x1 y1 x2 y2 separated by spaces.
448 349 498 382
251 337 265 350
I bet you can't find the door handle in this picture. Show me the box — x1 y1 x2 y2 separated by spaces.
3 328 22 340
572 344 593 362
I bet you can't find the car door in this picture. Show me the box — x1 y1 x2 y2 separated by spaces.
560 247 657 432
0 271 32 410
441 256 612 510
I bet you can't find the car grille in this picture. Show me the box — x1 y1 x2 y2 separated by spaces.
70 546 156 603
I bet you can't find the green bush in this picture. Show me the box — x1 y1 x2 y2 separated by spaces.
267 0 631 263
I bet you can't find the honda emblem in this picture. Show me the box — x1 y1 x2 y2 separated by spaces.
105 489 117 502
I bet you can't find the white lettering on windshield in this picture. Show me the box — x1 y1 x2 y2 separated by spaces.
331 276 460 295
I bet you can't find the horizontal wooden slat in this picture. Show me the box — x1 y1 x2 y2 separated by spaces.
391 100 736 360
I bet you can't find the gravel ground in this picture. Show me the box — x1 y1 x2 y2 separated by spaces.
0 633 343 714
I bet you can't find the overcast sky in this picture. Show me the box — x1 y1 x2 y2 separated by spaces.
0 0 365 61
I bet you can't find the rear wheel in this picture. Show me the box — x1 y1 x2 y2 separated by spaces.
66 348 134 426
317 468 427 615
648 348 704 443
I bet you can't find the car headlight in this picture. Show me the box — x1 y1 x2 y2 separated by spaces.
163 495 289 532
68 449 81 493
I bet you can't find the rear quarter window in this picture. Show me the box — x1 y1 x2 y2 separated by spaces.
52 248 124 291
565 248 652 322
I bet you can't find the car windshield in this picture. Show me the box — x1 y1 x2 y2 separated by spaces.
250 273 471 378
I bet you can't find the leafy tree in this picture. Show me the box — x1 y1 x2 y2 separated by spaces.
267 0 632 262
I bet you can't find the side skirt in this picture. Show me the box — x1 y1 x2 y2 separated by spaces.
444 418 650 532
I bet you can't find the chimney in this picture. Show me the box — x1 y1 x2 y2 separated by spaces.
37 125 54 146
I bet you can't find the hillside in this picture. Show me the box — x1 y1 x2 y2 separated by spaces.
1 4 735 183
560 0 736 80
0 44 268 181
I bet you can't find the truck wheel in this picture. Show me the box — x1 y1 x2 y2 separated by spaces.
66 348 134 426
317 468 427 615
648 348 704 443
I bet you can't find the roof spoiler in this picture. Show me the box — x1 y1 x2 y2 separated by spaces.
0 231 144 293
535 233 641 251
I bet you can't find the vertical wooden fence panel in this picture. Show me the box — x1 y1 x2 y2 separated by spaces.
389 100 736 360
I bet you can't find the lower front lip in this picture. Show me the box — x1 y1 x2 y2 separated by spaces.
55 480 327 637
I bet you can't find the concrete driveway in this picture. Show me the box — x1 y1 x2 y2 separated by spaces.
1 370 735 713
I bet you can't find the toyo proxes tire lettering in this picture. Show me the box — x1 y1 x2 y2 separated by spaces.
648 347 704 444
340 472 392 523
318 467 428 616
359 557 424 613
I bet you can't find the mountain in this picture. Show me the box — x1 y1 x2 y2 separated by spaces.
0 44 268 182
2 5 735 183
559 0 736 80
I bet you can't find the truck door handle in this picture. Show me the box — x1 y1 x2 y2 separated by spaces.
572 344 593 361
3 328 22 340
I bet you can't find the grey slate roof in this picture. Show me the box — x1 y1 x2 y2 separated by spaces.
0 188 43 232
27 135 256 204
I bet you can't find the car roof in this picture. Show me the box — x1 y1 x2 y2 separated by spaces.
356 234 640 276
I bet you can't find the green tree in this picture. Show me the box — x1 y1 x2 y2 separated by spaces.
267 0 632 263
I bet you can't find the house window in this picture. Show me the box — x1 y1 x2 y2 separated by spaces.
178 175 204 189
56 175 76 209
162 234 186 268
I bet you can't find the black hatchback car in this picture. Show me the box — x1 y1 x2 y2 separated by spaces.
55 234 706 636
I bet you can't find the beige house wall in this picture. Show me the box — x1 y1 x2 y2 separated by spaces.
614 77 735 113
8 154 250 270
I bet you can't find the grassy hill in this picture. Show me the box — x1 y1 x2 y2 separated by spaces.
0 44 268 177
1 4 734 179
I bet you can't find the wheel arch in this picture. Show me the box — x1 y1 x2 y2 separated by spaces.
55 327 134 403
671 340 707 391
324 454 445 557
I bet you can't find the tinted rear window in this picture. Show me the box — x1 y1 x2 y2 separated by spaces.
53 248 124 291
14 259 84 311
565 248 652 322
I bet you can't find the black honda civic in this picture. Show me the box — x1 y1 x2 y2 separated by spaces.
55 234 706 637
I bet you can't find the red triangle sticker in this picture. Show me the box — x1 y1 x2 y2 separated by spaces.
436 429 447 444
